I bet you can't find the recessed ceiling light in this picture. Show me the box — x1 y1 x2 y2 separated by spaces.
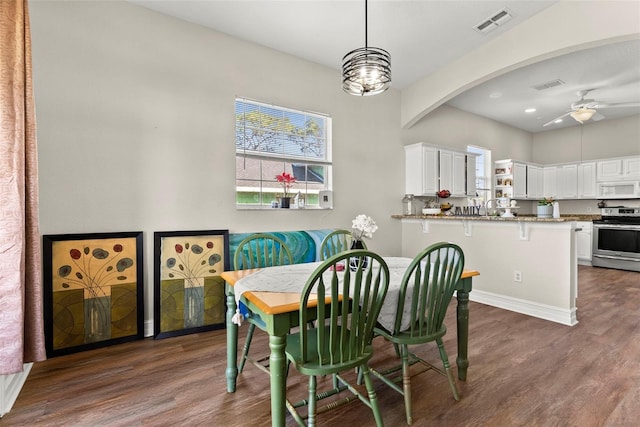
525 108 536 113
489 92 502 99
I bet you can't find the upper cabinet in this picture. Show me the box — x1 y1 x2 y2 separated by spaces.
543 163 587 199
527 165 544 199
597 157 640 181
499 156 638 201
578 162 597 198
494 160 514 199
494 160 533 199
405 143 438 196
440 150 468 197
405 143 476 197
543 166 557 198
557 164 578 199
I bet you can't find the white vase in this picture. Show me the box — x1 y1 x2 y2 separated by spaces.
537 205 553 218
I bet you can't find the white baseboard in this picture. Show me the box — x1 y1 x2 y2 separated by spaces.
0 363 33 418
469 289 578 326
144 320 154 338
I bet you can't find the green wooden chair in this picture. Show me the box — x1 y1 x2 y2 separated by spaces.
370 242 465 425
319 229 367 260
234 233 293 373
284 250 389 427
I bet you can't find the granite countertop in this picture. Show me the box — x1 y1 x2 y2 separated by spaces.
392 214 601 222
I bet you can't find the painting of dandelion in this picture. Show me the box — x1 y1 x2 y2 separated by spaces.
43 232 144 357
153 230 229 339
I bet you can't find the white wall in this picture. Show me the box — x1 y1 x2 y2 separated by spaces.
533 115 640 163
30 1 403 329
402 105 533 161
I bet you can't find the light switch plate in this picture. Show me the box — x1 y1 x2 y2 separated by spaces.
319 190 333 209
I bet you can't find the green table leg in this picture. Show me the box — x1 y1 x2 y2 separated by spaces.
456 277 471 381
269 334 287 427
226 284 238 393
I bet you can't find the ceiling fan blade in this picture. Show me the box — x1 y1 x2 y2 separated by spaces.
591 111 605 121
593 101 640 108
543 111 571 127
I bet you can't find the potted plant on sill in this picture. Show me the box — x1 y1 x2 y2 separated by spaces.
537 197 554 218
275 172 296 209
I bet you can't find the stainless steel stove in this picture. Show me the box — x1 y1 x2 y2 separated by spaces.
592 207 640 272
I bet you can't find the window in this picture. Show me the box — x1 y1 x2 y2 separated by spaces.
235 98 332 208
467 145 491 204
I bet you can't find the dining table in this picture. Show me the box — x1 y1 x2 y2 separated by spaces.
222 257 479 427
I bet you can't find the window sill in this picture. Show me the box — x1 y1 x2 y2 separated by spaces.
235 206 332 211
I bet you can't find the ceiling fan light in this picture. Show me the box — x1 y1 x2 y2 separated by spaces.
570 108 596 123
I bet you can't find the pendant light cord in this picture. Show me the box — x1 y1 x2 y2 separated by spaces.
364 0 368 48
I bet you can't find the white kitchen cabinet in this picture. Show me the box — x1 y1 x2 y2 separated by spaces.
494 159 527 199
597 156 640 181
576 221 593 265
543 166 557 198
453 151 467 196
494 160 512 199
512 162 527 199
466 153 477 196
527 165 544 199
597 159 622 180
557 164 578 199
495 160 538 200
624 157 640 178
439 150 467 197
405 143 438 196
578 162 597 198
543 164 578 199
439 150 453 194
406 143 474 197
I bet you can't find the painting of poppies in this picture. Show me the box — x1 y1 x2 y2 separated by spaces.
43 232 144 357
153 230 229 339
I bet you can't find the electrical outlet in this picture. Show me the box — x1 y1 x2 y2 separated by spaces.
514 270 522 282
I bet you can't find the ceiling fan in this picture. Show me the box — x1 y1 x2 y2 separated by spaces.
543 89 640 127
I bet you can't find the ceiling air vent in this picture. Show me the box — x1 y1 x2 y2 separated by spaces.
531 79 565 91
474 8 514 34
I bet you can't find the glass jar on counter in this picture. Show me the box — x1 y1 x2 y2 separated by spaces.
402 194 415 215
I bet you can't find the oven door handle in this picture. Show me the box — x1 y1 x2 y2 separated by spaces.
593 224 640 230
593 254 640 262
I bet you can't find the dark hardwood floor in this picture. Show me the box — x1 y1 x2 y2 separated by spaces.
2 265 639 426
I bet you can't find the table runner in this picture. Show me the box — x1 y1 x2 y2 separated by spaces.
232 257 424 331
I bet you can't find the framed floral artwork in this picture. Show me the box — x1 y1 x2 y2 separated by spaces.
43 232 144 357
153 230 229 339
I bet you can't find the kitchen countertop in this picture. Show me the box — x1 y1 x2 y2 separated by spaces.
392 214 601 222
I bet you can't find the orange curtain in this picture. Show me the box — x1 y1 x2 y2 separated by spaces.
0 0 46 374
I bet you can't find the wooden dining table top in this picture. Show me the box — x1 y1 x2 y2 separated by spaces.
221 267 479 316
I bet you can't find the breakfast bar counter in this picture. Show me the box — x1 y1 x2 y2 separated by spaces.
394 215 581 326
392 214 598 222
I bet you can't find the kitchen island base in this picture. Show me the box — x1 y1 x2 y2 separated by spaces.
400 218 578 326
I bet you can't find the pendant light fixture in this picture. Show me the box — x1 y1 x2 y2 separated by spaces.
342 0 391 96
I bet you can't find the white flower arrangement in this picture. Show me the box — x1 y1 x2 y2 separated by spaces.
351 214 378 240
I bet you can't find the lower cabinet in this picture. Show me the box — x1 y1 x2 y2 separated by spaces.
576 221 593 265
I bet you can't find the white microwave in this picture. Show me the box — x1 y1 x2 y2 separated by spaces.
597 181 640 199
